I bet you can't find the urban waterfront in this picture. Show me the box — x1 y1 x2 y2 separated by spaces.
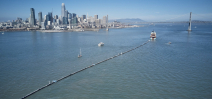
0 23 212 99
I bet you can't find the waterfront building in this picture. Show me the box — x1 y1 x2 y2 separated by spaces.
30 8 36 26
38 12 42 26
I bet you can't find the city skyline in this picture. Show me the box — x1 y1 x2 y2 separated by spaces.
0 0 212 22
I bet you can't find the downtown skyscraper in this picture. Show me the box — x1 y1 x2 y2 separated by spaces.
61 3 65 18
38 12 42 26
30 8 36 26
61 3 67 24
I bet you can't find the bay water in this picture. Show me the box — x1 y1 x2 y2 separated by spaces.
0 23 212 99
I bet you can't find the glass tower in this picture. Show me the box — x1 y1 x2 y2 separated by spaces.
61 3 65 19
38 12 42 26
30 8 36 25
48 12 52 22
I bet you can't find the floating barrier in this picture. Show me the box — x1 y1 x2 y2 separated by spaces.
21 40 150 99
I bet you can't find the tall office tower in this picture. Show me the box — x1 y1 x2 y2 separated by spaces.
38 12 42 26
94 15 98 20
63 17 68 24
65 10 68 18
68 13 72 19
48 12 53 22
71 17 78 26
102 16 107 25
82 15 86 20
46 15 50 22
63 10 68 24
61 3 66 18
54 15 58 19
72 13 76 18
30 8 36 25
68 13 72 24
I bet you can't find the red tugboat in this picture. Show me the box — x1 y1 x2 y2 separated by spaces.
150 30 156 40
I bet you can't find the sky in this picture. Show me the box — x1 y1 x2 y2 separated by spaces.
0 0 212 22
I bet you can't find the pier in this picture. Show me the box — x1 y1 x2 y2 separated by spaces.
21 40 150 99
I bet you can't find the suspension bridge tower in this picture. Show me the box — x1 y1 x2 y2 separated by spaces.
188 12 192 31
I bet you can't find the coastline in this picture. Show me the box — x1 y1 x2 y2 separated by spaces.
0 25 141 32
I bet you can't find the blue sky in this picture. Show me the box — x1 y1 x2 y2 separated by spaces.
0 0 212 22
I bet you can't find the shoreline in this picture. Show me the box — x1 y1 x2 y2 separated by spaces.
0 25 142 32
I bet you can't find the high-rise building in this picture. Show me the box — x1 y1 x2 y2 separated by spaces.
102 16 107 25
61 3 66 18
46 15 50 22
48 12 52 22
82 15 86 20
72 13 76 18
63 17 68 25
94 15 98 20
38 12 42 26
65 10 68 18
54 15 58 19
71 17 78 26
30 8 36 25
68 13 72 19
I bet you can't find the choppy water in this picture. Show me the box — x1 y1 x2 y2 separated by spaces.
0 23 212 99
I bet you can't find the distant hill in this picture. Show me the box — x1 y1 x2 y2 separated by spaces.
109 18 145 23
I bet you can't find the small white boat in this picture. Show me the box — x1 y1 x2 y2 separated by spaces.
2 31 4 34
78 48 82 58
98 42 104 46
150 30 156 40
